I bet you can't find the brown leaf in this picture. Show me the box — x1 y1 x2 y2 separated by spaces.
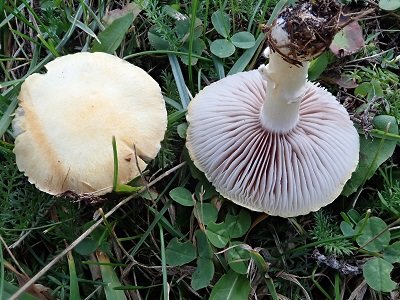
322 74 359 89
5 262 54 300
330 21 364 57
103 3 142 26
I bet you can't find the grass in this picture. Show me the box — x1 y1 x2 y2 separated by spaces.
1 0 400 299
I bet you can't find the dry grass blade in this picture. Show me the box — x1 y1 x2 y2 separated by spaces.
276 272 311 300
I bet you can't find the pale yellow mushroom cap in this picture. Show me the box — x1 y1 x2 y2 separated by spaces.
13 52 167 195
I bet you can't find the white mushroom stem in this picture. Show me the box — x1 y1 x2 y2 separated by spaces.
259 51 310 133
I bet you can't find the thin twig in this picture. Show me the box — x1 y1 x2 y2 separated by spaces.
0 235 28 276
345 48 394 64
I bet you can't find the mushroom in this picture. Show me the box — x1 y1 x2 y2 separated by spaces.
186 1 359 217
13 52 167 195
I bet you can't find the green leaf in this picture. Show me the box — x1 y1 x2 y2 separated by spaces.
206 210 251 247
169 187 194 206
165 238 197 266
92 12 133 53
342 115 399 196
210 39 235 58
347 209 362 224
230 32 256 49
354 82 371 97
97 251 127 300
340 221 354 237
191 230 214 290
211 10 231 38
177 123 188 138
194 203 218 225
192 258 214 291
363 258 396 292
355 217 390 252
180 38 206 65
175 18 203 42
75 238 99 256
249 251 268 274
379 0 400 11
383 241 400 263
227 242 250 274
355 80 384 100
226 210 251 238
206 222 230 248
147 25 170 50
228 32 265 75
209 270 250 300
308 51 331 81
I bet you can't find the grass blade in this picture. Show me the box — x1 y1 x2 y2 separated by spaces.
187 0 199 92
3 282 39 300
67 251 80 300
131 199 174 256
212 55 225 79
0 95 18 138
164 96 183 111
159 224 169 300
66 9 100 44
91 12 133 53
168 54 190 108
0 240 4 299
96 251 127 300
267 0 289 26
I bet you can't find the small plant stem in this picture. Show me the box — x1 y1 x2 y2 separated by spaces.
354 209 372 236
230 0 235 33
158 224 168 300
311 266 332 300
264 274 278 300
368 129 400 144
112 136 118 191
334 273 341 300
188 0 199 93
203 0 209 36
0 239 4 300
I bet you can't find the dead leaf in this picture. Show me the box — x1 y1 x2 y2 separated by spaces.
103 3 142 26
330 21 364 57
5 261 54 300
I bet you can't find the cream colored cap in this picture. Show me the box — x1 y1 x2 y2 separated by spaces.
186 70 359 217
13 52 167 195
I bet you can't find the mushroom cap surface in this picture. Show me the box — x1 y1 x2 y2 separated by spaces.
13 52 167 195
186 70 359 217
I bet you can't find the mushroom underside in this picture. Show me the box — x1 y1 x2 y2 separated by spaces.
186 70 359 217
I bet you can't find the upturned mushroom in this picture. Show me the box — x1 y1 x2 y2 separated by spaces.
186 1 359 217
13 52 167 195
